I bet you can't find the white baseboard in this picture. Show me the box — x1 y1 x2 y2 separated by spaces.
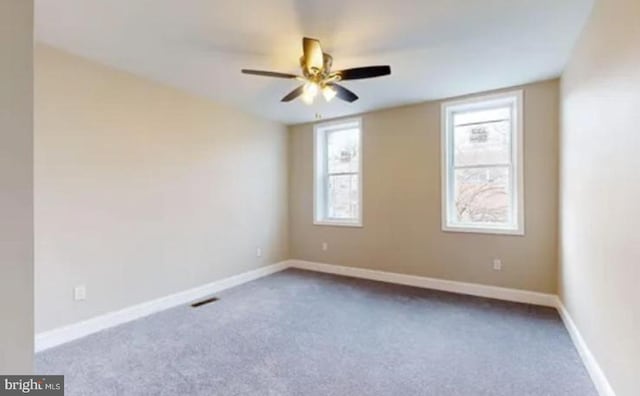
35 261 290 352
289 260 557 307
555 298 616 396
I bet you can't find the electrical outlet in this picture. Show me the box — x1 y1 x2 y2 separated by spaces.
256 247 262 257
322 242 328 251
74 285 86 301
493 259 502 271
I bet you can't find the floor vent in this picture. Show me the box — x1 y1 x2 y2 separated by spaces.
191 297 219 308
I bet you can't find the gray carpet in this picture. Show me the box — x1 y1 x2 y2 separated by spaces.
36 269 597 395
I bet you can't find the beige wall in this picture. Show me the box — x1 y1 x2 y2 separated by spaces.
559 0 640 395
34 44 289 333
289 80 559 293
0 0 34 373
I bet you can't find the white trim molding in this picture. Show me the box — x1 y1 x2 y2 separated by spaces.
288 260 556 307
555 298 616 396
35 261 291 352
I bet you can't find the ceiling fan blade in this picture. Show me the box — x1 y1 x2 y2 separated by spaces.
337 65 391 80
330 83 359 103
303 37 324 73
241 69 298 79
281 85 305 102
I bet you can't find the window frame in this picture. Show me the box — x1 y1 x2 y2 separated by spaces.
441 90 525 236
313 118 363 227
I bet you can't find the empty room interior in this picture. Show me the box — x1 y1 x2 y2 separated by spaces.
1 0 639 395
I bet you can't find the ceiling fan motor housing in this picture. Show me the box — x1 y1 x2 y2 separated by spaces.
300 53 334 82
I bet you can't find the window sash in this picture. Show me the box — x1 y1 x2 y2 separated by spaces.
442 91 524 235
325 173 359 221
450 164 514 227
454 118 510 128
327 171 358 176
314 118 363 227
453 163 511 170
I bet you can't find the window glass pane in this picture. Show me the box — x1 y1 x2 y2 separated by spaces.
328 174 359 219
327 128 360 174
454 107 510 126
454 120 511 166
454 167 510 225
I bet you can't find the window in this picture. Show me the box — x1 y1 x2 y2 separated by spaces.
441 91 524 235
314 118 362 227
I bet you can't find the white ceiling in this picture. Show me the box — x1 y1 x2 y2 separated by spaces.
35 0 594 125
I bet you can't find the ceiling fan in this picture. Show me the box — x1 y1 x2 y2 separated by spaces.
241 37 391 104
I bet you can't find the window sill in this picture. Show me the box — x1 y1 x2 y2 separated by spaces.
442 224 524 236
314 220 363 228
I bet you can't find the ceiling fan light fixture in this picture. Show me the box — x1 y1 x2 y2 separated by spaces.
303 81 319 96
301 93 314 105
322 85 337 102
302 81 319 104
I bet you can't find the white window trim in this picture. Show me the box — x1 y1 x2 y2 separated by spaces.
441 90 525 236
313 118 363 228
